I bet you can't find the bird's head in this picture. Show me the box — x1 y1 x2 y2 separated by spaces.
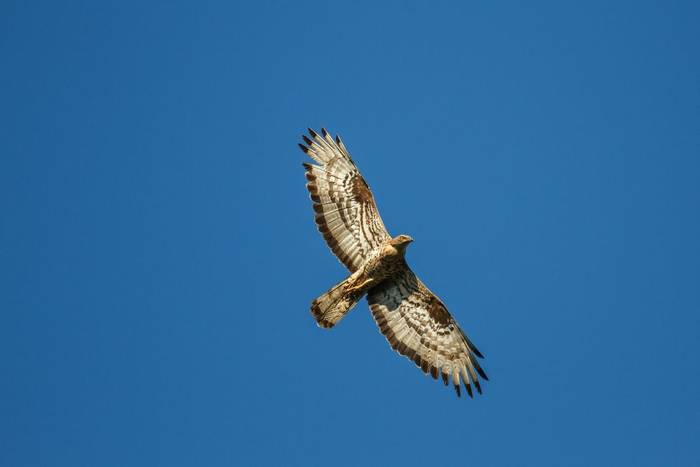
390 234 414 252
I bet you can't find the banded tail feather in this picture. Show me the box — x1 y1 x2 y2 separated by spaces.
311 274 366 328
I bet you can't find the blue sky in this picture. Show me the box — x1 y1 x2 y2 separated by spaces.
2 1 699 466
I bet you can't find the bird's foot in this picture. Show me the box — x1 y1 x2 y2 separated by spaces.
345 278 375 294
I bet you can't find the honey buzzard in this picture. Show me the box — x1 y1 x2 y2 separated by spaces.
300 128 488 397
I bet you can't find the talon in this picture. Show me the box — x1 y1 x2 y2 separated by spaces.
346 278 375 294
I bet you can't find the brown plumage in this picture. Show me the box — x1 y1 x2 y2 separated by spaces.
301 128 488 397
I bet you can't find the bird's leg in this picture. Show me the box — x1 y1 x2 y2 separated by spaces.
345 277 375 294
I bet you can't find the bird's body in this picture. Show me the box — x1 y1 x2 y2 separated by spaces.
300 128 487 397
351 236 413 292
310 235 412 328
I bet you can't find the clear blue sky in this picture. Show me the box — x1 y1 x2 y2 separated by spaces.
2 1 699 466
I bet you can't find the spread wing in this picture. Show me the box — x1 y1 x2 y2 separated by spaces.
300 128 390 272
367 269 488 397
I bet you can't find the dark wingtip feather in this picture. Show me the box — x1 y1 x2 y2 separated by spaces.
465 383 473 398
474 380 482 394
454 384 461 398
460 330 484 359
308 128 318 138
298 143 309 153
442 372 449 386
302 162 313 170
469 341 484 358
302 135 313 146
476 366 489 381
321 127 329 137
335 135 341 144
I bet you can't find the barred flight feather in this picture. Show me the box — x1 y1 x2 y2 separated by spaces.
301 129 390 272
367 269 487 398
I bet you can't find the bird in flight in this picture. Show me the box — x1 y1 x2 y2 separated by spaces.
300 128 488 397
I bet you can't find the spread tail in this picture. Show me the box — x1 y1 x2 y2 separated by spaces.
311 275 365 328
